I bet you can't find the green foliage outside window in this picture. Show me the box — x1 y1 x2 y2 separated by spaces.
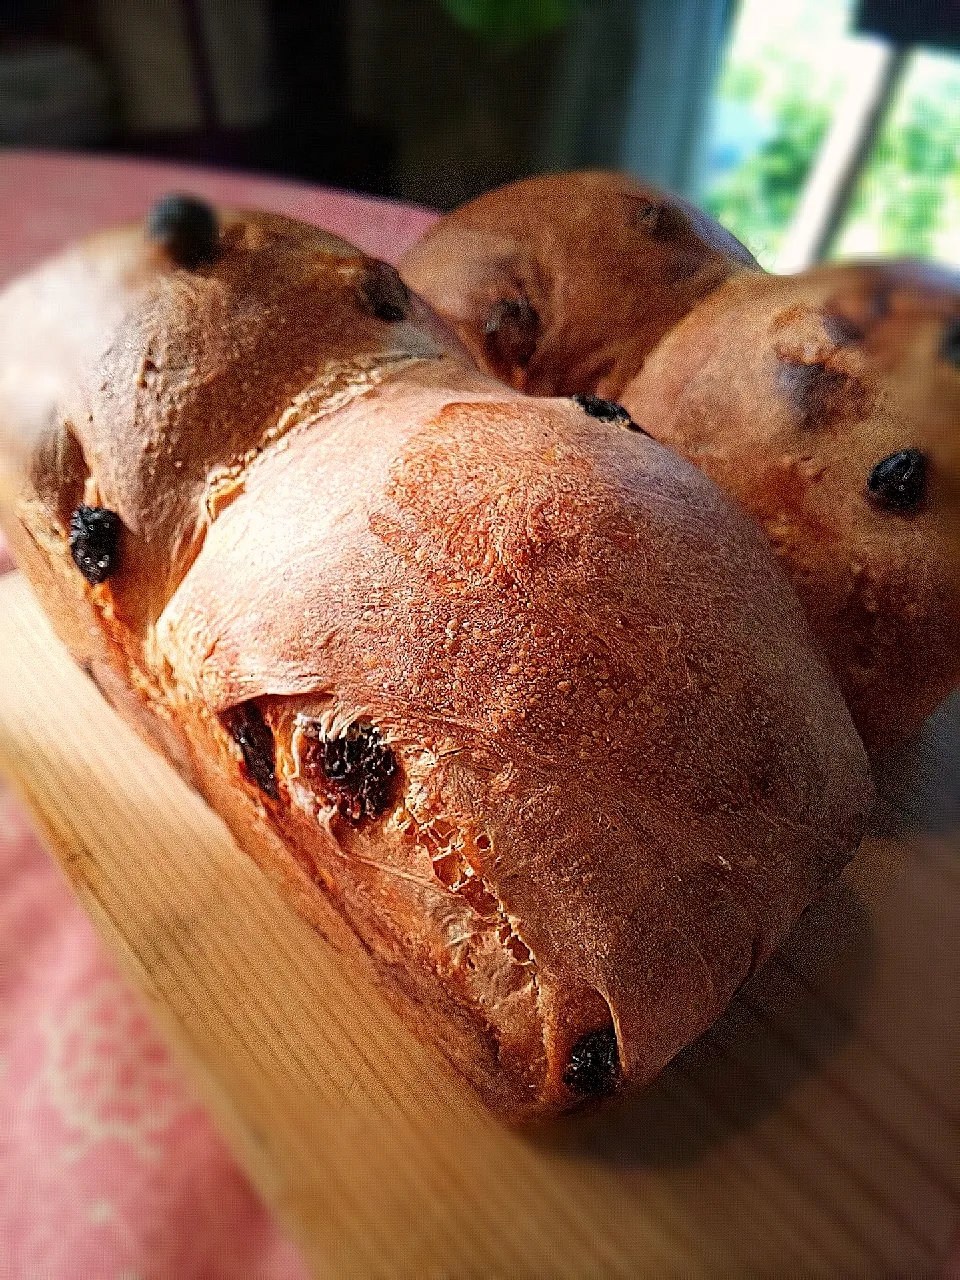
836 54 960 261
701 0 960 267
438 0 572 47
703 78 833 267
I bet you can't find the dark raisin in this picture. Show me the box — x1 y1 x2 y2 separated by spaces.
360 261 410 323
226 702 279 799
867 448 928 513
147 194 218 269
563 1025 621 1098
941 318 960 369
300 722 397 822
483 296 539 371
69 505 121 584
572 393 646 434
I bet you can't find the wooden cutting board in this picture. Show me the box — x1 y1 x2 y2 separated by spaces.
1 568 958 1279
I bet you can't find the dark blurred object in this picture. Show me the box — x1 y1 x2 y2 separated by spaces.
4 0 392 191
437 0 572 46
268 0 391 193
0 0 731 208
348 0 572 208
0 0 110 147
347 0 731 208
0 0 62 31
855 0 960 54
93 0 276 172
0 42 109 144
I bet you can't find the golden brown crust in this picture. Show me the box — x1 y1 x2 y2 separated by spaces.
399 170 759 398
0 213 456 632
401 172 959 753
0 207 872 1120
624 262 960 753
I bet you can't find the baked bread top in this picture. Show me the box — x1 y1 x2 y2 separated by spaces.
0 203 874 1118
400 173 960 753
625 260 960 751
400 170 759 399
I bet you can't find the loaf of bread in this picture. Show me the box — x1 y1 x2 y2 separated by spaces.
402 175 960 753
0 197 873 1121
400 170 759 399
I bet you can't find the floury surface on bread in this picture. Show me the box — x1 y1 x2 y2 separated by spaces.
0 199 873 1121
402 172 960 755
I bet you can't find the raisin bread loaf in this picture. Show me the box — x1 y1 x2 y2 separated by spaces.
0 198 873 1120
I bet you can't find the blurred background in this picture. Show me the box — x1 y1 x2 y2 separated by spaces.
0 0 957 269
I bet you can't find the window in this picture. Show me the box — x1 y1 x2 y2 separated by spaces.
701 0 960 269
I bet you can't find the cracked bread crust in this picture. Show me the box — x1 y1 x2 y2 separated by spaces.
0 208 873 1119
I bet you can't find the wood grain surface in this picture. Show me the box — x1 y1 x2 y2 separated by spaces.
0 569 958 1279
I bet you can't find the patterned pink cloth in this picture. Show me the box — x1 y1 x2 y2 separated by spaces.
0 155 437 1279
0 777 309 1279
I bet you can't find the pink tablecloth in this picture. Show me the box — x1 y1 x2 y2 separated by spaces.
0 152 436 1280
